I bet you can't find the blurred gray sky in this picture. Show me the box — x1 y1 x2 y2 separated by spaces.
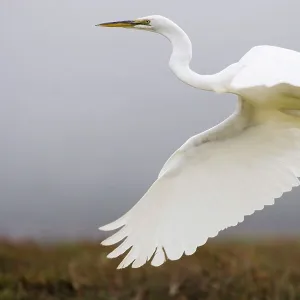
1 0 300 240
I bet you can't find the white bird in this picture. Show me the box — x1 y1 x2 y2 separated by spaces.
96 15 300 269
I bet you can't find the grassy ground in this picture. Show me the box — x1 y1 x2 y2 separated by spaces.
0 238 300 300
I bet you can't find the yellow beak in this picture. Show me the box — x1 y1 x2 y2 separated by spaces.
95 20 137 28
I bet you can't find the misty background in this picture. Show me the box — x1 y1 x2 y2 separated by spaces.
1 0 300 240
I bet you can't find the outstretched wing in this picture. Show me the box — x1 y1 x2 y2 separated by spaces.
99 100 300 269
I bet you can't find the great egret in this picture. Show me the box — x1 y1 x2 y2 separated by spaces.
97 15 300 269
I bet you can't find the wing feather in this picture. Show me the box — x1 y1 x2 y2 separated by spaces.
100 101 300 269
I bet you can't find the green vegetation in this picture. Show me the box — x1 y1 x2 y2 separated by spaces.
0 238 300 299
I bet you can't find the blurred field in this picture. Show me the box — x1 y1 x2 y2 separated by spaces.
1 238 300 299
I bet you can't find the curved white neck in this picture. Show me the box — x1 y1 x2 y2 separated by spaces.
159 22 221 92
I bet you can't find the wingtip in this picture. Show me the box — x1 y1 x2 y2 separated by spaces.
98 215 128 232
117 263 125 270
98 224 116 231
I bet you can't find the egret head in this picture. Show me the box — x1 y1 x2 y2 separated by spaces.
96 15 174 34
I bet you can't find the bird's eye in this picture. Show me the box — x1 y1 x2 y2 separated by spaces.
145 20 150 25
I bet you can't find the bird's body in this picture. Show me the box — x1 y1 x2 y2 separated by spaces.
97 15 300 269
232 46 300 108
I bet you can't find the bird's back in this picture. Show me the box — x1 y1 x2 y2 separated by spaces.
230 45 300 108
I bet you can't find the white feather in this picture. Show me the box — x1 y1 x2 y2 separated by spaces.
100 99 300 268
230 46 300 104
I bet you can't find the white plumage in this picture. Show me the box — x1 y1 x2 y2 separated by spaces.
97 15 300 269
